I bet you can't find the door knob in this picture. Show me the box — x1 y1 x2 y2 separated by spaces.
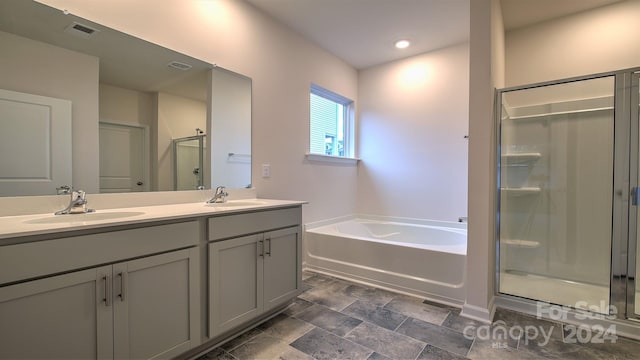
137 181 143 186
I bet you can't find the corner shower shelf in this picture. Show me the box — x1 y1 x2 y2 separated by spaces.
501 187 541 196
501 153 541 165
501 239 540 248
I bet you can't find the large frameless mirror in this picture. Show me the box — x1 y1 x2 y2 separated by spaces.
0 0 251 196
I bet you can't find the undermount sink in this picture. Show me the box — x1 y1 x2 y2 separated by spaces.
205 200 267 208
25 211 146 224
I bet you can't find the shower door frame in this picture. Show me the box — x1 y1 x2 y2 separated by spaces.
626 71 640 321
494 67 640 326
172 134 206 191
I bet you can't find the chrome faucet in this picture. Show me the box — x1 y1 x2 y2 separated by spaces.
55 188 95 215
56 185 71 195
207 186 229 204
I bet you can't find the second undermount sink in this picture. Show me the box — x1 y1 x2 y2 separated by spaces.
25 211 146 224
205 200 268 208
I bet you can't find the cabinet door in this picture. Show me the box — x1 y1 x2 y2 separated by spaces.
113 248 200 360
0 266 113 359
263 226 301 311
209 234 264 337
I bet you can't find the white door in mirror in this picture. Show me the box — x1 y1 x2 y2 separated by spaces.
99 123 145 193
0 89 72 196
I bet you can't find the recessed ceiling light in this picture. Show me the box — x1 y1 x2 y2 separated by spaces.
395 40 410 49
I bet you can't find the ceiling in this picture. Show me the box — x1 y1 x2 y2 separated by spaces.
501 0 623 30
246 0 625 70
246 0 470 70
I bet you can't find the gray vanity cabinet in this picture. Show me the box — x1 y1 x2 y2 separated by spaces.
0 221 201 360
208 207 302 338
112 248 199 359
0 265 113 359
0 248 199 360
208 233 264 336
263 227 301 311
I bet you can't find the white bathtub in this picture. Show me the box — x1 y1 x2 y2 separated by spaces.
304 216 467 305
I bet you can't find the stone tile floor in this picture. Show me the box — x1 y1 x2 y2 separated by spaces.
198 271 640 359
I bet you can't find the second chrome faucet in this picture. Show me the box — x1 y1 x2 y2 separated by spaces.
207 186 229 204
55 187 95 215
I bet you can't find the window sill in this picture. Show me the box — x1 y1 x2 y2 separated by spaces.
305 153 360 165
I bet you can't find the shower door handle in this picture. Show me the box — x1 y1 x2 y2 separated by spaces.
632 187 640 206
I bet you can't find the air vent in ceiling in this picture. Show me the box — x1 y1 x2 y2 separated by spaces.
167 61 192 71
64 22 99 39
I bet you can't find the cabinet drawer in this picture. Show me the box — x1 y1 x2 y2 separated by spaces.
0 221 199 285
208 207 301 241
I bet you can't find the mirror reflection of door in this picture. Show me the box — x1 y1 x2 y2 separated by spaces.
0 89 72 196
99 122 146 193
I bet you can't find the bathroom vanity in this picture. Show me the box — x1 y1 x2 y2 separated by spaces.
208 207 302 337
0 199 304 359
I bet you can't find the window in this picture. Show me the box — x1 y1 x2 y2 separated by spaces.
309 84 355 160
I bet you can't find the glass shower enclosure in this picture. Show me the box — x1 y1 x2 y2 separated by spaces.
497 69 640 323
173 135 206 191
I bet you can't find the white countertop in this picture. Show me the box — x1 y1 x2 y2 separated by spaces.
0 199 305 241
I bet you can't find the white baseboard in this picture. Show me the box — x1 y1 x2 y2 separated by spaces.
460 296 495 324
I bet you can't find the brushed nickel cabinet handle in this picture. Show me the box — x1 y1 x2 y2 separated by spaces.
265 237 271 257
103 275 111 307
118 272 126 301
258 240 264 257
